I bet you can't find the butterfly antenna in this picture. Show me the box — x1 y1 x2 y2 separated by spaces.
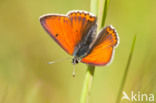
72 64 76 77
48 57 71 64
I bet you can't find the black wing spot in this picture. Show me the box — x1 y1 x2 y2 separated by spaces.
55 33 59 37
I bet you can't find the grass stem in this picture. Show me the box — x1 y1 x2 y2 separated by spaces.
116 35 136 103
80 0 111 103
101 0 110 27
80 0 98 102
80 65 95 103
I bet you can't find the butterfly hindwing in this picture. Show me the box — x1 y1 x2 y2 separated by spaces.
40 11 96 55
81 25 119 65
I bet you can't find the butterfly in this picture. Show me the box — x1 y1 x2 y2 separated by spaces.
40 10 119 66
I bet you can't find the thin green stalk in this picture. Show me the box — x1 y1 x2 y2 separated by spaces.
101 0 110 28
80 65 95 103
90 0 98 16
80 0 98 103
116 35 136 103
80 1 97 103
80 0 111 103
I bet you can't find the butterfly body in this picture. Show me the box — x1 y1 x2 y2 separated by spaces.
73 23 97 62
40 10 119 66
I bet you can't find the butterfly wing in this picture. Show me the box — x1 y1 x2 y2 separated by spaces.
81 25 119 66
40 11 96 55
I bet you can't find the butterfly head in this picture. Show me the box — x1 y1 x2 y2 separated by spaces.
72 56 81 64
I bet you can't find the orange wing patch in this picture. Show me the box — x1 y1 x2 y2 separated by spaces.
81 25 119 65
40 11 96 55
40 16 74 54
82 46 113 65
67 11 96 48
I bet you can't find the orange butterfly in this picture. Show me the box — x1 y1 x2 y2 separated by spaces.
40 10 119 66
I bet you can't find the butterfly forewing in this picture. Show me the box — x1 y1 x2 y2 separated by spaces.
40 11 96 55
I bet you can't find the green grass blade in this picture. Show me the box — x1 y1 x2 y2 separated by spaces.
80 0 99 103
80 0 112 103
101 0 110 28
80 65 95 103
116 35 137 103
90 0 98 16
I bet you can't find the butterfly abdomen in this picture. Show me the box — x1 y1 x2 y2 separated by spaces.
73 23 97 58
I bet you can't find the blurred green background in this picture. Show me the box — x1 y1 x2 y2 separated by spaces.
0 0 156 103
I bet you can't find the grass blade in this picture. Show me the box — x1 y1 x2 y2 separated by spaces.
90 0 98 16
80 65 95 103
116 35 137 103
101 0 110 28
80 0 112 103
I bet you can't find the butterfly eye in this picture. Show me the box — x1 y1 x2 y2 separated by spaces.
72 58 78 64
75 59 79 64
72 57 81 64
